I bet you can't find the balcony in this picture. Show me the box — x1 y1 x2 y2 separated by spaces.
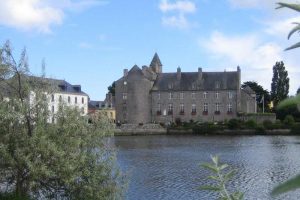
179 111 185 115
214 111 221 115
191 111 197 115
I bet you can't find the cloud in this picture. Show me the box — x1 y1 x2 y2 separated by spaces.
159 0 196 13
227 0 277 9
159 0 196 29
199 31 296 93
264 16 300 39
0 0 106 33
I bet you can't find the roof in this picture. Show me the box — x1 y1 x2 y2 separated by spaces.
152 71 238 91
29 76 89 96
150 52 162 67
242 86 255 95
88 100 104 109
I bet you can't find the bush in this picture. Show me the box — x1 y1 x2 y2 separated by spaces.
283 115 295 126
245 119 257 129
291 123 300 134
193 122 220 134
175 118 181 126
263 120 273 130
255 125 266 134
227 119 242 129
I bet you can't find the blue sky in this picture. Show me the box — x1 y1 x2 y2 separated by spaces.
0 0 299 100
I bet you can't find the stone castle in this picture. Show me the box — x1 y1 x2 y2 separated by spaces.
115 53 256 124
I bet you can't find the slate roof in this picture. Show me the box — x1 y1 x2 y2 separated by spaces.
29 76 89 96
152 71 238 91
150 52 162 67
88 100 104 109
242 86 256 95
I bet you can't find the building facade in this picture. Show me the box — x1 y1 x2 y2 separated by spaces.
115 53 256 124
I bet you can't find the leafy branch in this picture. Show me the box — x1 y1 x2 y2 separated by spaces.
276 2 300 50
200 155 244 200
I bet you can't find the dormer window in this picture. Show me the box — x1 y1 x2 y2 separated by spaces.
192 83 196 90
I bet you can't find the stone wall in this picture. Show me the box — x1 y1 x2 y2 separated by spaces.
239 113 276 123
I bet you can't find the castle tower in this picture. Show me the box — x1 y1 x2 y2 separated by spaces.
150 53 162 74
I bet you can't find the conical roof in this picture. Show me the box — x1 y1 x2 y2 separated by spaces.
150 53 162 67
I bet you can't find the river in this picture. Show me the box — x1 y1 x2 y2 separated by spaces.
114 135 300 200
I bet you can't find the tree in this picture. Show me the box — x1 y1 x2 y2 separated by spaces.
271 61 289 108
108 81 115 96
297 87 300 95
242 81 271 112
277 3 300 50
0 41 125 199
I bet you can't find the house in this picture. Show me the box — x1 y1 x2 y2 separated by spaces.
115 53 257 124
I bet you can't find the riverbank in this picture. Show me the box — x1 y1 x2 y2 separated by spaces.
114 128 293 136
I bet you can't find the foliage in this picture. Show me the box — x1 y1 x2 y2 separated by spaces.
242 81 271 112
0 41 125 199
283 115 295 126
276 2 300 50
297 87 300 95
200 155 244 200
192 122 220 134
271 61 289 108
262 120 274 130
244 119 257 129
272 174 300 197
107 81 116 96
255 125 266 134
276 94 300 121
227 119 242 130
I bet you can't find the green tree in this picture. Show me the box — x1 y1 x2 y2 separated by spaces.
276 2 300 50
0 41 125 199
297 87 300 95
242 81 271 112
271 61 289 108
108 81 115 96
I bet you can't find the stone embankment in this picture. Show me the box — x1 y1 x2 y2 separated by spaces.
114 124 167 136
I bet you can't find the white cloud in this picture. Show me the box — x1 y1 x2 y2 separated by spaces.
159 0 196 13
201 31 300 94
159 0 196 29
228 0 278 9
0 0 106 33
264 16 300 39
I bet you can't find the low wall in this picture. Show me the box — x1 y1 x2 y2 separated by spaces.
238 113 276 123
115 124 167 136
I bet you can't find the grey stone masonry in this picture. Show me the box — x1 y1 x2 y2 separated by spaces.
115 53 257 124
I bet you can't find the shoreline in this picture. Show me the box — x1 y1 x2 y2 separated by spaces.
114 128 294 136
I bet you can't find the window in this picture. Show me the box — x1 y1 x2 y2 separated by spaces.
180 92 184 99
228 103 233 112
203 103 208 112
52 106 55 113
75 97 77 104
215 103 220 112
124 81 127 85
52 117 55 124
123 93 127 100
228 92 233 99
203 92 207 99
191 93 195 99
169 92 173 100
158 93 161 100
215 92 219 99
68 96 71 103
51 94 54 102
81 107 85 114
180 103 184 114
59 95 62 102
192 83 196 89
192 104 196 114
215 81 220 89
82 97 84 104
168 103 173 115
157 103 161 112
168 83 173 89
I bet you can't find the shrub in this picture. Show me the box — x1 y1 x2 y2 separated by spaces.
255 125 266 134
291 123 300 134
245 119 257 129
263 120 274 130
175 117 182 126
192 122 219 134
227 119 242 129
283 115 295 126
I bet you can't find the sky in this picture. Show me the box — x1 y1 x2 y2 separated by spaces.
0 0 299 100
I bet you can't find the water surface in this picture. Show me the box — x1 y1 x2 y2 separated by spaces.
114 135 300 200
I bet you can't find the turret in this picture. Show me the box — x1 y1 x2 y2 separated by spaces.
150 53 162 74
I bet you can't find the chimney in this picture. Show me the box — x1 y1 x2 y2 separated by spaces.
177 67 181 80
198 67 202 80
123 69 128 77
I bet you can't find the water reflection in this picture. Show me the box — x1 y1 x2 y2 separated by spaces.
114 135 300 200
